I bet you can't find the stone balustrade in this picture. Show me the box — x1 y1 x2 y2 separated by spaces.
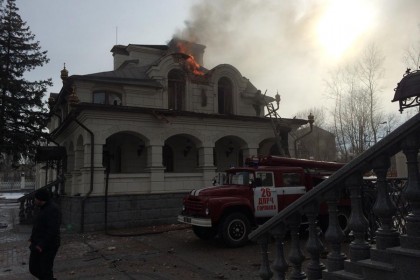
17 178 64 224
249 113 420 280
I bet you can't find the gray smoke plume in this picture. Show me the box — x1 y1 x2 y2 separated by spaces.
175 0 420 116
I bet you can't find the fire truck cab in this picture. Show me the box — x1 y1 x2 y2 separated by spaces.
177 156 345 247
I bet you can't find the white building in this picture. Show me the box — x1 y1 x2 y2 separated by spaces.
44 39 308 232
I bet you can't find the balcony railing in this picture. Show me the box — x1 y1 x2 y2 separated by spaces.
249 112 420 279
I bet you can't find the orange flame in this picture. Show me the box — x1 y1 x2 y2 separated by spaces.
176 42 205 76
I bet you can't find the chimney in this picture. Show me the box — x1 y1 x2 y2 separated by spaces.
168 38 206 66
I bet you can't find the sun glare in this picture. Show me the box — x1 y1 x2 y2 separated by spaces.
317 1 374 59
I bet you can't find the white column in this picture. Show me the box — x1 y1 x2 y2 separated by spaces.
72 144 85 195
91 143 106 195
145 145 165 193
198 146 217 185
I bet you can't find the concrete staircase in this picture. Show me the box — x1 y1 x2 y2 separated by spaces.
249 112 420 280
324 236 420 280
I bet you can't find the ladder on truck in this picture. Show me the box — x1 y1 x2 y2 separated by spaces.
262 91 287 157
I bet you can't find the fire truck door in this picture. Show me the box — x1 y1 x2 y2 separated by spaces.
254 172 278 217
277 172 306 210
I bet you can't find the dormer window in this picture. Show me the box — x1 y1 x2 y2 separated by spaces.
93 91 122 105
218 77 233 114
168 69 185 110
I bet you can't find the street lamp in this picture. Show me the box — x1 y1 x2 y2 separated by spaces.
378 121 390 139
392 68 420 113
294 113 315 158
275 92 281 107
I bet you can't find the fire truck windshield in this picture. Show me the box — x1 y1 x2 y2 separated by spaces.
226 171 254 186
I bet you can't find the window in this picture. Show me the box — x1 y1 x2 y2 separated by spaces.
218 77 233 114
282 173 302 186
226 171 254 186
92 91 122 105
93 92 106 104
256 172 274 187
168 69 185 110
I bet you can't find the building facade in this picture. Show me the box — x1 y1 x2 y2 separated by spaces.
45 39 308 232
295 125 338 162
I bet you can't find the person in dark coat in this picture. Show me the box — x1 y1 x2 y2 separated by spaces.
29 188 61 280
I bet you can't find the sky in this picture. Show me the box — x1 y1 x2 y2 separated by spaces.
15 0 420 119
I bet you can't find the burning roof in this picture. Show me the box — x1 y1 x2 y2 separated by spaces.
168 39 207 76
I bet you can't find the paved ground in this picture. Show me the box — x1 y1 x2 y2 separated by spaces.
0 201 278 280
0 199 342 280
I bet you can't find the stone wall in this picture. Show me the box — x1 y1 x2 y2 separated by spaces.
59 193 187 232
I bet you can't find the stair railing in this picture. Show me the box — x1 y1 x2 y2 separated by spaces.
17 177 64 224
249 112 420 279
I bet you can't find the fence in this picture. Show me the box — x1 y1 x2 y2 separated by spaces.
0 181 35 191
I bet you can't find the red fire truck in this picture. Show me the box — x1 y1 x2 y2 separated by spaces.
177 156 347 247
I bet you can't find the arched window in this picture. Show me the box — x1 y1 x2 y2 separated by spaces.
168 69 185 111
92 91 122 105
218 77 233 114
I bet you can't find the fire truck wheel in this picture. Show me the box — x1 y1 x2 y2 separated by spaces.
220 212 251 247
192 226 217 240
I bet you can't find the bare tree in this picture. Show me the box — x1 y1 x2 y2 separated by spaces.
401 24 420 116
403 24 420 70
358 44 385 143
325 65 356 161
404 45 420 70
324 44 385 162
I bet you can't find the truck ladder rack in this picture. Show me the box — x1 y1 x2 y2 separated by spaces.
263 91 285 156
